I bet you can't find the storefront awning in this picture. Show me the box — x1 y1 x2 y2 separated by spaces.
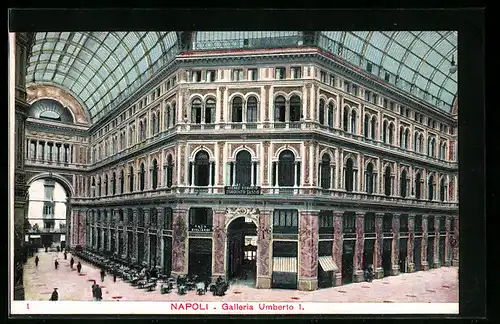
318 256 338 272
272 257 297 273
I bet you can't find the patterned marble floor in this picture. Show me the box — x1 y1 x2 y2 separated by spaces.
23 250 458 303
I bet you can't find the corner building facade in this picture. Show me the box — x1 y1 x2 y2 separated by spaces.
24 32 459 291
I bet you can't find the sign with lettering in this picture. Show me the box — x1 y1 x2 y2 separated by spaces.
224 186 261 195
189 224 213 232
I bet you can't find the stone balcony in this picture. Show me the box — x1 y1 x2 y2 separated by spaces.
25 158 87 171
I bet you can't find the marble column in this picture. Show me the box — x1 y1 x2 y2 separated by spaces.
391 214 400 275
332 212 343 286
421 215 429 271
374 213 384 279
212 209 226 279
434 216 441 267
298 210 319 291
445 216 452 266
353 212 365 282
452 215 459 266
133 208 139 263
171 207 188 276
156 207 163 270
256 209 272 288
407 215 415 272
144 208 150 265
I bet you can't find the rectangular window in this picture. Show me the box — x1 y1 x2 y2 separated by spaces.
232 69 243 81
192 71 202 82
390 102 395 111
365 90 371 102
382 214 392 233
164 207 173 230
415 215 423 233
319 210 334 234
329 75 335 87
172 75 177 86
406 109 410 118
427 216 435 232
342 213 355 233
272 241 298 257
272 209 298 234
384 72 391 82
320 71 327 83
383 98 388 108
189 208 213 231
351 84 359 96
344 81 350 93
367 62 373 73
248 68 258 81
291 66 302 79
372 93 378 105
275 67 286 80
206 70 216 82
318 240 333 256
364 213 375 233
399 215 409 232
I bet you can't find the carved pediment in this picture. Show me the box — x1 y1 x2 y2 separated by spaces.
225 207 260 230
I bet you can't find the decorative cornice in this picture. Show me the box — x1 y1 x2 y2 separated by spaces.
26 119 89 137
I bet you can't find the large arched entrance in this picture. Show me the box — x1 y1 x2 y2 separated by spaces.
225 212 258 287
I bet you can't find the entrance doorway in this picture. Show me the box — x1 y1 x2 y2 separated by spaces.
382 239 392 276
342 240 354 284
188 238 212 281
163 236 172 276
226 216 257 286
439 236 446 266
399 238 408 273
427 236 435 268
363 239 375 270
414 237 422 271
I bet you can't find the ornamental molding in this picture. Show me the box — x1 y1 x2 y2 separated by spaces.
224 207 260 231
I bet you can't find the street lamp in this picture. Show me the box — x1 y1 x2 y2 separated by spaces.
449 55 457 74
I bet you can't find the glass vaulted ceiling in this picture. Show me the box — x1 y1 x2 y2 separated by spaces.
318 31 458 112
26 32 180 123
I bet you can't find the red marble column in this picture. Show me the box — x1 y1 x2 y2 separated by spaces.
298 210 319 291
332 212 343 286
452 215 459 266
407 215 415 272
434 216 440 267
391 214 400 275
353 212 365 282
374 213 384 278
212 209 226 279
444 216 451 266
421 215 429 270
257 209 272 288
171 207 188 276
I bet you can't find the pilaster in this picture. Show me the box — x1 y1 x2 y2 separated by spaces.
374 213 384 279
353 212 365 282
256 209 272 289
171 207 188 276
298 210 319 291
407 214 415 272
332 212 343 286
391 214 400 276
421 215 429 271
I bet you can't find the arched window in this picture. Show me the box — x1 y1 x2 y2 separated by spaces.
365 162 374 194
414 132 419 151
400 170 408 198
419 134 424 153
235 150 252 186
415 172 422 199
152 159 158 189
165 105 171 129
232 97 243 123
104 142 109 158
431 138 436 157
404 129 410 149
152 114 157 135
443 143 448 160
328 102 335 128
139 121 144 141
205 98 215 124
440 177 446 201
344 158 354 192
320 154 331 189
438 143 443 159
427 137 431 155
104 174 108 195
449 178 454 201
140 163 146 191
194 150 210 186
166 154 173 188
290 95 301 122
111 172 116 195
343 106 349 132
350 109 357 134
318 99 325 125
388 123 394 144
274 96 286 122
120 169 124 194
246 96 258 123
428 174 434 200
370 116 377 139
399 126 404 147
382 120 388 143
278 150 296 187
384 166 392 196
364 114 370 138
171 102 177 126
92 177 96 197
129 167 134 192
191 98 202 124
97 176 101 196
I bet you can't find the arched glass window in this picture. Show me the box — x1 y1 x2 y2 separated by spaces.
415 172 422 199
350 109 357 134
92 177 96 197
449 178 454 201
97 176 102 196
431 138 436 157
428 174 434 200
247 96 258 122
191 98 202 124
343 107 349 132
399 126 404 147
111 172 116 195
382 120 388 143
384 166 392 196
365 163 374 194
388 123 394 144
318 99 325 125
364 114 370 138
290 95 301 122
232 97 243 122
344 158 354 192
440 178 446 201
414 132 419 151
194 151 210 186
152 159 158 189
129 167 134 192
120 169 124 194
278 150 295 187
419 134 424 153
370 116 377 139
104 174 108 195
205 98 216 124
427 137 431 155
328 102 335 127
235 150 252 186
320 154 331 189
166 154 174 188
140 163 146 191
165 105 171 129
139 121 144 141
152 114 157 135
171 102 177 126
404 129 410 149
400 170 407 198
274 96 286 122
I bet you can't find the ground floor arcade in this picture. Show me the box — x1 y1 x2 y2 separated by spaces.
70 205 459 291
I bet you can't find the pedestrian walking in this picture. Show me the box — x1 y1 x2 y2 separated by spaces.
94 284 102 301
70 257 75 269
54 259 59 270
49 288 58 301
56 246 60 253
100 269 106 282
35 255 39 267
113 272 117 283
91 280 97 300
63 251 67 260
77 261 82 273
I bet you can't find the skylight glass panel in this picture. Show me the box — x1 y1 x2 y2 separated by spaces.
54 42 65 52
383 56 399 74
411 38 430 57
143 33 158 49
365 44 384 64
163 32 178 49
404 52 422 69
149 45 162 63
39 53 52 61
42 42 55 52
369 32 390 51
344 34 364 53
126 69 138 85
322 31 342 42
122 56 134 72
131 43 145 59
414 75 428 91
46 63 58 71
428 82 440 97
52 74 66 85
388 41 406 61
418 31 441 47
59 32 70 41
420 61 435 78
35 33 46 41
399 65 415 81
79 49 92 63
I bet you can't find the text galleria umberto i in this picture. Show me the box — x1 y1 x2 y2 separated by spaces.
17 31 458 291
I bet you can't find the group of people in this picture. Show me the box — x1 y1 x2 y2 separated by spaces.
91 280 103 301
364 265 375 282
